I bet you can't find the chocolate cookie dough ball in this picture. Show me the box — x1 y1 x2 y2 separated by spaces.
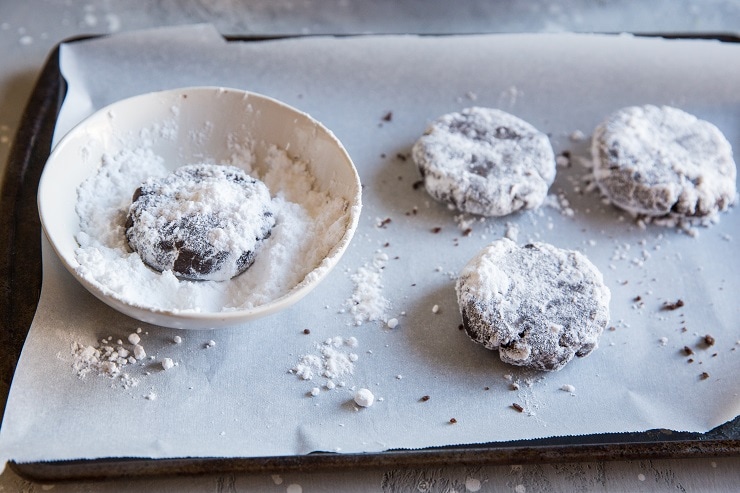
591 105 736 219
456 239 610 371
412 107 556 216
126 164 274 281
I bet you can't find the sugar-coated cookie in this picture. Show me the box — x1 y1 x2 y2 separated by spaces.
456 238 610 371
591 105 736 219
412 107 556 216
126 164 274 281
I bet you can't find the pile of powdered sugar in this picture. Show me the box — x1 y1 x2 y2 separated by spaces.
291 336 359 389
71 328 151 389
74 136 349 313
345 251 390 325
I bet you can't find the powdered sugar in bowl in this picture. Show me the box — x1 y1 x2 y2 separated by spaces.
38 87 362 329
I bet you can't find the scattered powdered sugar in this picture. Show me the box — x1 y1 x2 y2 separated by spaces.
71 330 155 389
560 384 576 394
569 129 586 142
74 132 350 313
291 336 359 385
346 251 390 325
543 192 575 217
504 222 520 242
353 388 375 407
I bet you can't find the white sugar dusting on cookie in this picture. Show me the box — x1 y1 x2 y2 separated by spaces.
591 105 736 228
412 107 556 217
456 238 610 371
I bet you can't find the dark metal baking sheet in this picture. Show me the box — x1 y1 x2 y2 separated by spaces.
1 33 738 483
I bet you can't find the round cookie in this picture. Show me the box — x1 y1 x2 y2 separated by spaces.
126 164 275 281
412 107 556 216
591 105 737 219
456 238 610 372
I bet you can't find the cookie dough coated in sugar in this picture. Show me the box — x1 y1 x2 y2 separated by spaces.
456 239 610 371
591 105 736 219
412 107 556 216
126 164 275 281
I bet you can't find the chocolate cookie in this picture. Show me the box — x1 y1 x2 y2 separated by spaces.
591 105 736 219
412 107 556 216
456 239 610 371
126 164 274 281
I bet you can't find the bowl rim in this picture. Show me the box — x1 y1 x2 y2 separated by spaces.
37 85 362 329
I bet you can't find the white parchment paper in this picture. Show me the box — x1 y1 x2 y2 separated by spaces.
1 25 739 467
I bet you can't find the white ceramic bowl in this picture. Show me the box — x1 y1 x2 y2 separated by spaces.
38 87 361 329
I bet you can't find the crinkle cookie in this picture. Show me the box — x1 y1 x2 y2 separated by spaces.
412 107 556 216
126 164 274 281
456 238 610 372
591 105 736 219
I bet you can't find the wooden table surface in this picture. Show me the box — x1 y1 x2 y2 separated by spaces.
0 1 738 491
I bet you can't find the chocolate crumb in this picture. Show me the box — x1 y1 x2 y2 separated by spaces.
633 295 642 302
382 111 393 122
431 227 442 234
683 346 694 356
380 153 387 159
458 324 464 331
412 180 424 190
700 372 710 380
704 334 716 346
484 386 490 391
396 153 407 162
712 353 718 357
608 326 616 332
383 242 390 247
303 328 311 335
510 383 520 391
661 299 685 311
449 418 457 424
688 358 694 363
463 228 473 237
512 403 524 413
420 395 430 402
378 217 392 228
